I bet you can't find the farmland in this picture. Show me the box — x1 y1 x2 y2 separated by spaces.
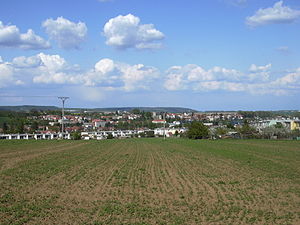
0 139 299 225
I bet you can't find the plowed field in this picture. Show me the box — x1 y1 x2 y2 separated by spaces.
0 139 299 224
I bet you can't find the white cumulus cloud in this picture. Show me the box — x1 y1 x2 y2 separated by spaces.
42 17 87 49
249 63 271 72
103 14 165 50
0 62 14 88
4 54 160 91
163 74 185 91
246 1 300 27
119 63 159 91
195 81 246 92
163 63 300 96
95 58 115 74
3 53 300 97
0 58 24 88
12 55 42 68
32 53 79 84
83 58 160 91
11 54 159 91
273 69 300 87
248 63 271 81
164 64 244 91
0 21 50 50
7 53 78 85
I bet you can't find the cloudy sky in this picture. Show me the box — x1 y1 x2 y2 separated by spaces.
0 0 300 110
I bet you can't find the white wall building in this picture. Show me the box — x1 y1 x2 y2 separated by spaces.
0 133 70 140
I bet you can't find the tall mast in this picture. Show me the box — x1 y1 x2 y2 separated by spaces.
58 97 69 136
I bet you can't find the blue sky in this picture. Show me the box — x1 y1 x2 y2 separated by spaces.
0 0 300 110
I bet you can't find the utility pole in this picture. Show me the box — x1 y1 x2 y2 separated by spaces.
58 97 69 138
164 112 166 140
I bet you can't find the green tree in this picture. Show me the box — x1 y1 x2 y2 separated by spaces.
107 133 114 139
2 122 8 133
145 112 152 119
274 122 284 129
237 122 257 139
226 123 235 129
71 131 82 140
145 130 155 138
16 120 24 133
131 108 141 114
105 122 112 128
117 121 129 130
291 129 300 139
215 127 228 136
31 121 39 132
187 121 209 139
29 109 39 117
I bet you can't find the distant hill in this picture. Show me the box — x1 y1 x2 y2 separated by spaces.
0 105 197 113
87 107 197 113
0 105 60 112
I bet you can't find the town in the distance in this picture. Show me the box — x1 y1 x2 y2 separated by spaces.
0 105 299 140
